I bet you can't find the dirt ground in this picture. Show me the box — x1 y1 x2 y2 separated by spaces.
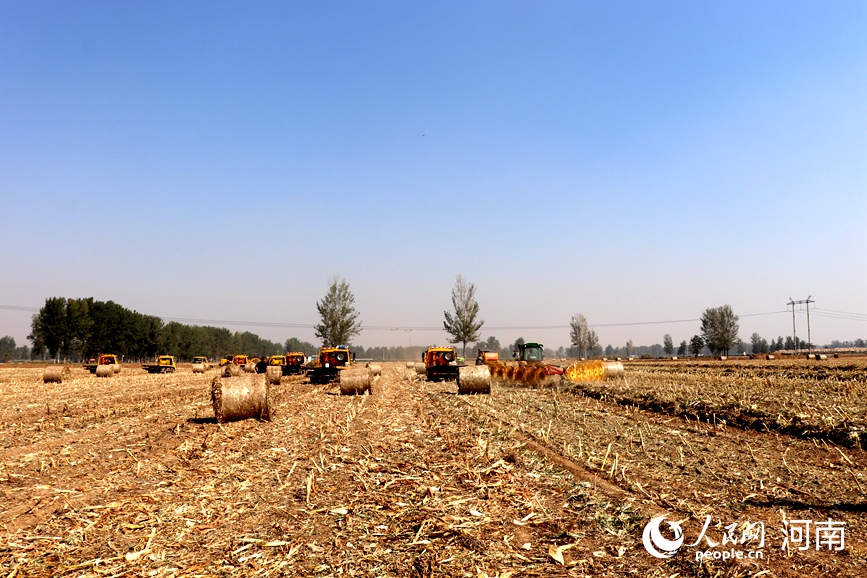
0 360 864 577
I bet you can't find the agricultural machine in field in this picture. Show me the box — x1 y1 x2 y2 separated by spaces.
192 356 211 373
423 346 461 382
219 355 234 367
480 341 625 385
514 342 545 363
142 355 177 374
307 346 355 385
83 354 121 376
307 346 371 395
475 349 499 366
282 352 307 375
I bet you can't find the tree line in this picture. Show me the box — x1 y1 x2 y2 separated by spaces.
25 297 316 362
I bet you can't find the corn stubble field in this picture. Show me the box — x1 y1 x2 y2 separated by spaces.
0 359 865 577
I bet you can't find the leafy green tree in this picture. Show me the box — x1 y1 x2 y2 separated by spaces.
677 340 687 356
700 305 740 355
0 336 16 362
315 276 362 347
750 333 768 354
285 337 317 356
64 298 93 360
663 334 674 355
443 275 483 357
29 297 68 360
689 335 705 357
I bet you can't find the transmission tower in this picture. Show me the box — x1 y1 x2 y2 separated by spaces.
787 296 814 352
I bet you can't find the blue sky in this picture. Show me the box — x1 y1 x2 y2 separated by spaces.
1 1 865 350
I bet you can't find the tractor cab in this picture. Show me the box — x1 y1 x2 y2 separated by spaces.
514 343 545 363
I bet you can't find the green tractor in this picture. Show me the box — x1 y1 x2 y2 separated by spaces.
514 342 545 363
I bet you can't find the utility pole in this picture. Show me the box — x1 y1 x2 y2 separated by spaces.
787 296 815 352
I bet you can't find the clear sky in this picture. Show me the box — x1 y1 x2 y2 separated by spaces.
1 1 865 351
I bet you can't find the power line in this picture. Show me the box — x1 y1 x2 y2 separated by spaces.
0 303 789 332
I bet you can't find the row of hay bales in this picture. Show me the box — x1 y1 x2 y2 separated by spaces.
211 361 384 423
43 362 219 382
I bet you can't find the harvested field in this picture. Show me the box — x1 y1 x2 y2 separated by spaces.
0 361 864 576
564 359 867 448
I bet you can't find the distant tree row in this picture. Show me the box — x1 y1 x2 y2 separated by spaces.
26 297 313 362
0 336 31 362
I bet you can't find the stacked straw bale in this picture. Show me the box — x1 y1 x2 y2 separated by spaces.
367 363 382 377
457 365 491 395
211 374 271 423
43 366 71 383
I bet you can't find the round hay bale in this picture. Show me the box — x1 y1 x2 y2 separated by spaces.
457 365 491 395
805 354 816 360
223 364 242 377
367 363 382 376
415 363 427 375
243 363 257 373
192 363 206 374
601 361 624 379
113 364 121 374
43 365 70 383
211 374 271 423
95 365 113 378
816 354 828 360
765 354 775 360
339 368 371 395
406 361 415 369
265 365 282 385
